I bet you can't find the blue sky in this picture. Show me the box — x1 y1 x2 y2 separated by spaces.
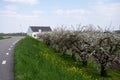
0 0 120 33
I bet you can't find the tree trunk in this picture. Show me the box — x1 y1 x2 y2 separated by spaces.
82 60 87 66
71 53 76 61
62 51 65 55
101 64 107 77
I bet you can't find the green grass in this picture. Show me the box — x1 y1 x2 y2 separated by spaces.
0 36 11 40
0 36 4 40
14 36 120 80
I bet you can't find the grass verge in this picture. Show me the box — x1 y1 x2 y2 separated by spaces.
14 36 120 80
0 36 4 40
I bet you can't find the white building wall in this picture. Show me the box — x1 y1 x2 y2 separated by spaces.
27 27 33 36
27 27 40 38
32 32 39 38
27 27 50 39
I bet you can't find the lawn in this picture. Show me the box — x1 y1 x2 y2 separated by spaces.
14 36 120 80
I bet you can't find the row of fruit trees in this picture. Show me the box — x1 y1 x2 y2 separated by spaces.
38 26 120 77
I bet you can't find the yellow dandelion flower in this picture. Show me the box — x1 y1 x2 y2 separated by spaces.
67 66 78 72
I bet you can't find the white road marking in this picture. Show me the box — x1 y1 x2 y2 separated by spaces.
11 45 13 47
13 42 16 45
2 60 6 64
12 40 19 46
13 40 19 45
6 52 9 55
8 48 11 50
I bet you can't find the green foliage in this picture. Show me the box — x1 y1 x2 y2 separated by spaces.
14 36 120 80
0 33 27 36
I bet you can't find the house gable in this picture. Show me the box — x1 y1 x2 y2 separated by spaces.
27 26 33 36
27 26 52 38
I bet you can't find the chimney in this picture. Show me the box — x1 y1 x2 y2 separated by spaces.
39 29 42 32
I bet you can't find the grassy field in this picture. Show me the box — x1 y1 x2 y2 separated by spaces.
14 36 120 80
0 36 4 40
0 36 11 40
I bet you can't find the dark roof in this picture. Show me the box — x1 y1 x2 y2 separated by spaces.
30 26 52 32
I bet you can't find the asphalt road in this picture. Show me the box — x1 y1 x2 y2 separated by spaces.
0 36 24 80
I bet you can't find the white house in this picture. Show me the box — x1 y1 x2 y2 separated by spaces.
27 26 52 38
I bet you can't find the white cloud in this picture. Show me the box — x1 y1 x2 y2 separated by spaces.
33 10 44 15
3 0 39 5
0 10 18 17
54 9 89 15
0 5 18 17
53 9 90 23
83 1 120 28
4 5 17 11
0 9 43 33
0 5 44 18
54 9 63 15
0 9 40 20
92 2 120 17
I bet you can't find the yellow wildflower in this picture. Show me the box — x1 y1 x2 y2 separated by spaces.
67 66 77 72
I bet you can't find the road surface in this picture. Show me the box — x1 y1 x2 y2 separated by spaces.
0 36 24 80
